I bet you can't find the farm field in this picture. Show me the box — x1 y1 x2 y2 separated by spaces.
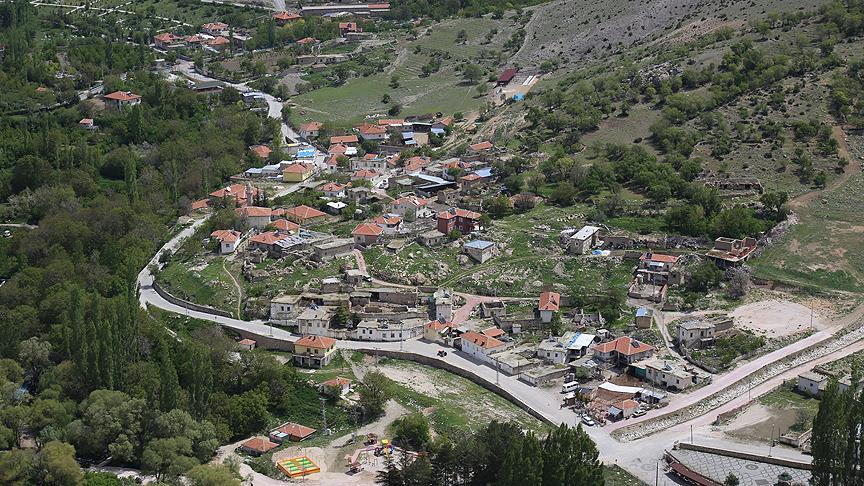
290 16 520 126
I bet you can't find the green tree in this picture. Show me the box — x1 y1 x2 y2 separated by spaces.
359 370 390 418
34 441 84 486
141 437 199 482
550 182 576 206
186 463 241 486
0 448 35 485
687 262 724 293
462 63 484 84
811 380 852 485
724 472 740 486
392 413 430 450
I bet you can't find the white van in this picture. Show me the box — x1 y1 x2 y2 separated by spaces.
561 381 580 394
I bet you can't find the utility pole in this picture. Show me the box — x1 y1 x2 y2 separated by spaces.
690 425 693 444
810 299 814 331
655 461 659 486
769 423 775 457
320 397 328 435
495 358 500 385
400 320 404 352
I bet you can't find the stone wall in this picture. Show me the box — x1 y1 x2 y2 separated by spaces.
152 281 233 318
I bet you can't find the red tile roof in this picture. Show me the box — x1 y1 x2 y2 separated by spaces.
481 327 505 338
238 338 256 346
295 335 337 349
615 399 640 410
250 231 288 245
272 219 300 232
393 195 429 207
538 291 560 312
285 205 326 220
206 36 230 46
301 121 323 132
328 144 348 155
357 123 387 135
283 162 312 173
250 145 272 158
104 91 141 102
242 437 278 453
79 118 94 125
191 199 209 210
271 422 316 440
461 331 504 350
273 11 301 21
404 156 431 172
296 37 318 45
373 214 401 226
320 182 346 193
352 223 384 236
331 134 359 144
352 169 377 179
469 141 493 151
211 229 241 243
461 173 481 182
154 33 180 43
640 253 679 264
321 376 352 387
438 207 480 220
377 118 404 126
593 336 654 356
425 320 454 331
236 206 272 218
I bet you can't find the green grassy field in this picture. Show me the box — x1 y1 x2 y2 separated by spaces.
290 16 517 126
758 384 821 433
158 256 239 313
604 465 647 486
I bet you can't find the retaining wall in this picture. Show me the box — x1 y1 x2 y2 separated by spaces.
152 280 233 318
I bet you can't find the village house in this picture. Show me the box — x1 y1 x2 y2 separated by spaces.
210 183 259 207
79 118 96 130
103 91 142 110
201 22 228 35
292 335 338 368
608 399 639 421
569 225 602 255
497 68 517 86
705 237 759 268
635 253 682 286
249 145 272 159
320 182 347 198
797 371 828 397
339 21 362 36
593 336 654 365
634 307 653 329
313 238 355 261
283 162 314 182
272 218 300 233
538 291 561 323
357 123 388 141
273 11 301 25
240 437 278 456
437 207 481 235
418 229 446 247
423 319 455 343
210 229 241 254
460 331 506 366
351 169 378 182
284 205 327 224
466 141 494 162
433 288 454 322
331 134 359 146
372 214 402 235
320 377 352 396
269 422 316 443
404 156 432 173
391 195 433 219
354 319 425 341
270 294 302 324
297 306 334 335
640 359 697 391
352 154 388 172
153 32 183 49
205 36 230 50
296 37 318 46
352 222 384 246
464 240 496 263
300 121 323 139
676 320 715 349
537 336 570 365
248 231 290 257
235 206 272 230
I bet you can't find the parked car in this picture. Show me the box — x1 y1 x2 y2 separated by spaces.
632 409 647 418
581 415 595 427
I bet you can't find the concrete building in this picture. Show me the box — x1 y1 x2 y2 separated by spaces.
437 207 481 235
797 371 828 397
423 319 455 343
433 288 454 322
418 229 446 247
282 162 314 182
103 91 141 110
352 223 384 246
236 206 272 230
297 306 334 335
676 320 716 349
634 307 653 329
538 291 560 323
353 319 425 341
270 294 302 324
569 225 602 255
313 239 354 261
292 335 337 368
593 336 654 365
642 359 696 391
460 331 506 366
705 237 758 268
464 240 496 263
210 230 241 254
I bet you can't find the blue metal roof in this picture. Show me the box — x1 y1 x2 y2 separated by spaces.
636 307 649 317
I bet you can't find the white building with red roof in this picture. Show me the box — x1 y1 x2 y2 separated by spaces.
538 291 561 323
352 222 384 246
103 91 141 110
293 335 338 368
235 206 272 230
284 205 327 224
210 229 242 254
390 195 432 219
593 336 654 365
460 331 507 366
356 123 388 141
209 183 259 207
300 121 323 139
372 213 402 235
320 182 347 198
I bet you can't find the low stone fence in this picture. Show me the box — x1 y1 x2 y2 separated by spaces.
152 281 233 319
354 347 558 426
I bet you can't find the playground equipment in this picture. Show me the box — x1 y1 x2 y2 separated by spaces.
277 456 320 478
375 439 395 456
